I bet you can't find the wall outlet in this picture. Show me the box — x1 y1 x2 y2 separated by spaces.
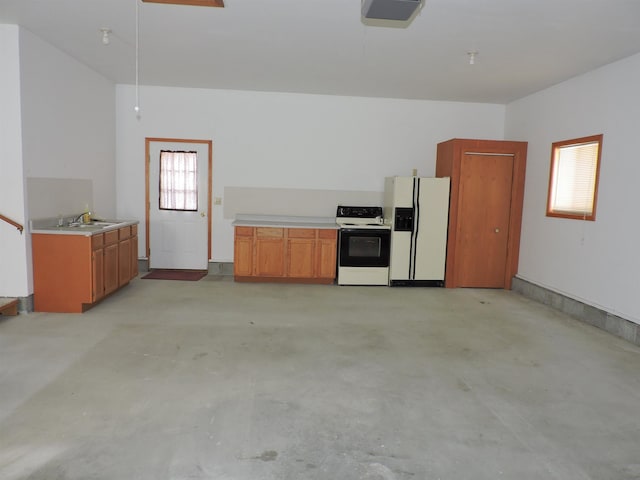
214 197 222 205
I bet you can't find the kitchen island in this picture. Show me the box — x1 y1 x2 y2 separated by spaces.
232 214 338 284
31 218 139 313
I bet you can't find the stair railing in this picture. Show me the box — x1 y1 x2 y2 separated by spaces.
0 214 24 234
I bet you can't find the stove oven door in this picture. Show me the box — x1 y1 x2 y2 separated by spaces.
339 228 391 268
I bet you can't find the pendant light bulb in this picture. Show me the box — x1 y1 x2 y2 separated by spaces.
467 51 478 65
100 28 111 45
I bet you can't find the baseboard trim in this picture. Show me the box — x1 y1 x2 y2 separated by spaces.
512 277 639 346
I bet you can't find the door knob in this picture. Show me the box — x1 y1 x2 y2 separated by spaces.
494 228 500 233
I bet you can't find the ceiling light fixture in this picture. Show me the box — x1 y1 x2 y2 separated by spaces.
100 28 111 45
362 0 421 21
467 51 478 65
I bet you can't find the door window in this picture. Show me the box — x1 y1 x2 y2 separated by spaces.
159 150 198 211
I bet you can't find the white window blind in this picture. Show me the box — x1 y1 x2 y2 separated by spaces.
159 150 198 211
548 136 601 220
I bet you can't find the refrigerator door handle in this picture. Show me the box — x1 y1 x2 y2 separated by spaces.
409 177 420 280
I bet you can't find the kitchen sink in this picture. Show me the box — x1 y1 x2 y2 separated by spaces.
62 223 103 230
88 221 119 226
60 221 121 230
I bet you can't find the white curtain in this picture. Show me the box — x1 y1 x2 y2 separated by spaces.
159 150 198 211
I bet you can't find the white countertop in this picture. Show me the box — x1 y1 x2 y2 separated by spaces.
31 219 139 236
232 214 338 229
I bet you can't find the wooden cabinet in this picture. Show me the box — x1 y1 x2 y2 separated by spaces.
255 227 285 277
32 223 139 313
234 226 337 284
436 138 527 289
104 230 119 295
118 226 131 286
91 234 104 303
316 229 338 279
33 234 92 312
286 229 315 278
130 224 139 279
234 226 255 277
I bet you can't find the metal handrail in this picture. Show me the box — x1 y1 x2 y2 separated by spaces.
0 214 24 234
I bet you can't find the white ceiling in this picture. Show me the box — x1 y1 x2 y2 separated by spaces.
2 0 640 104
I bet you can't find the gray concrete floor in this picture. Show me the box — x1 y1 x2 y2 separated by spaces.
1 277 640 480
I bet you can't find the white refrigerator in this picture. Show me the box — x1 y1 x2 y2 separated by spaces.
383 176 450 286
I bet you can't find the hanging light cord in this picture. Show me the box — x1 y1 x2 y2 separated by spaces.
135 0 140 114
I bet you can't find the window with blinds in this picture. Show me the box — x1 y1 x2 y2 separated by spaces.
546 134 603 221
159 150 198 211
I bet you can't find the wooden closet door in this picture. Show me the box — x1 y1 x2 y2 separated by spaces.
456 154 514 287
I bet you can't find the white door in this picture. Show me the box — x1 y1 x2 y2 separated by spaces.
149 141 209 270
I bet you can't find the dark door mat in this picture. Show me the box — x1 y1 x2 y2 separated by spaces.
141 269 208 281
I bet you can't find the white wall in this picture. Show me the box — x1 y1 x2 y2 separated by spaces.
0 25 29 298
0 26 115 299
506 53 640 324
116 85 506 261
19 28 116 220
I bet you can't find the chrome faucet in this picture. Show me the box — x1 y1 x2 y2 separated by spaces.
71 211 91 224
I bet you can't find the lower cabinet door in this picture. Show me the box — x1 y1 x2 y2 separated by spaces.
104 244 119 294
255 238 285 277
316 238 337 279
92 249 104 302
130 235 139 279
287 238 315 278
119 239 131 286
234 235 254 276
255 228 285 277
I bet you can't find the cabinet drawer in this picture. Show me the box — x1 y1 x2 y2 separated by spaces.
119 226 131 240
235 226 254 237
256 227 283 238
104 230 119 246
288 228 315 239
318 229 337 240
91 233 104 250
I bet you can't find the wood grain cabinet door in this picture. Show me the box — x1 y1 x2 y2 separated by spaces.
91 234 105 302
91 251 104 302
255 228 285 277
119 238 131 286
286 228 315 278
287 238 315 278
316 230 337 279
104 243 119 295
130 234 139 279
234 227 255 276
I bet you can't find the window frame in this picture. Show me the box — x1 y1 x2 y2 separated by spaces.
546 134 603 221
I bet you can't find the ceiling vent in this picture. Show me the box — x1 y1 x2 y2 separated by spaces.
362 0 421 21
